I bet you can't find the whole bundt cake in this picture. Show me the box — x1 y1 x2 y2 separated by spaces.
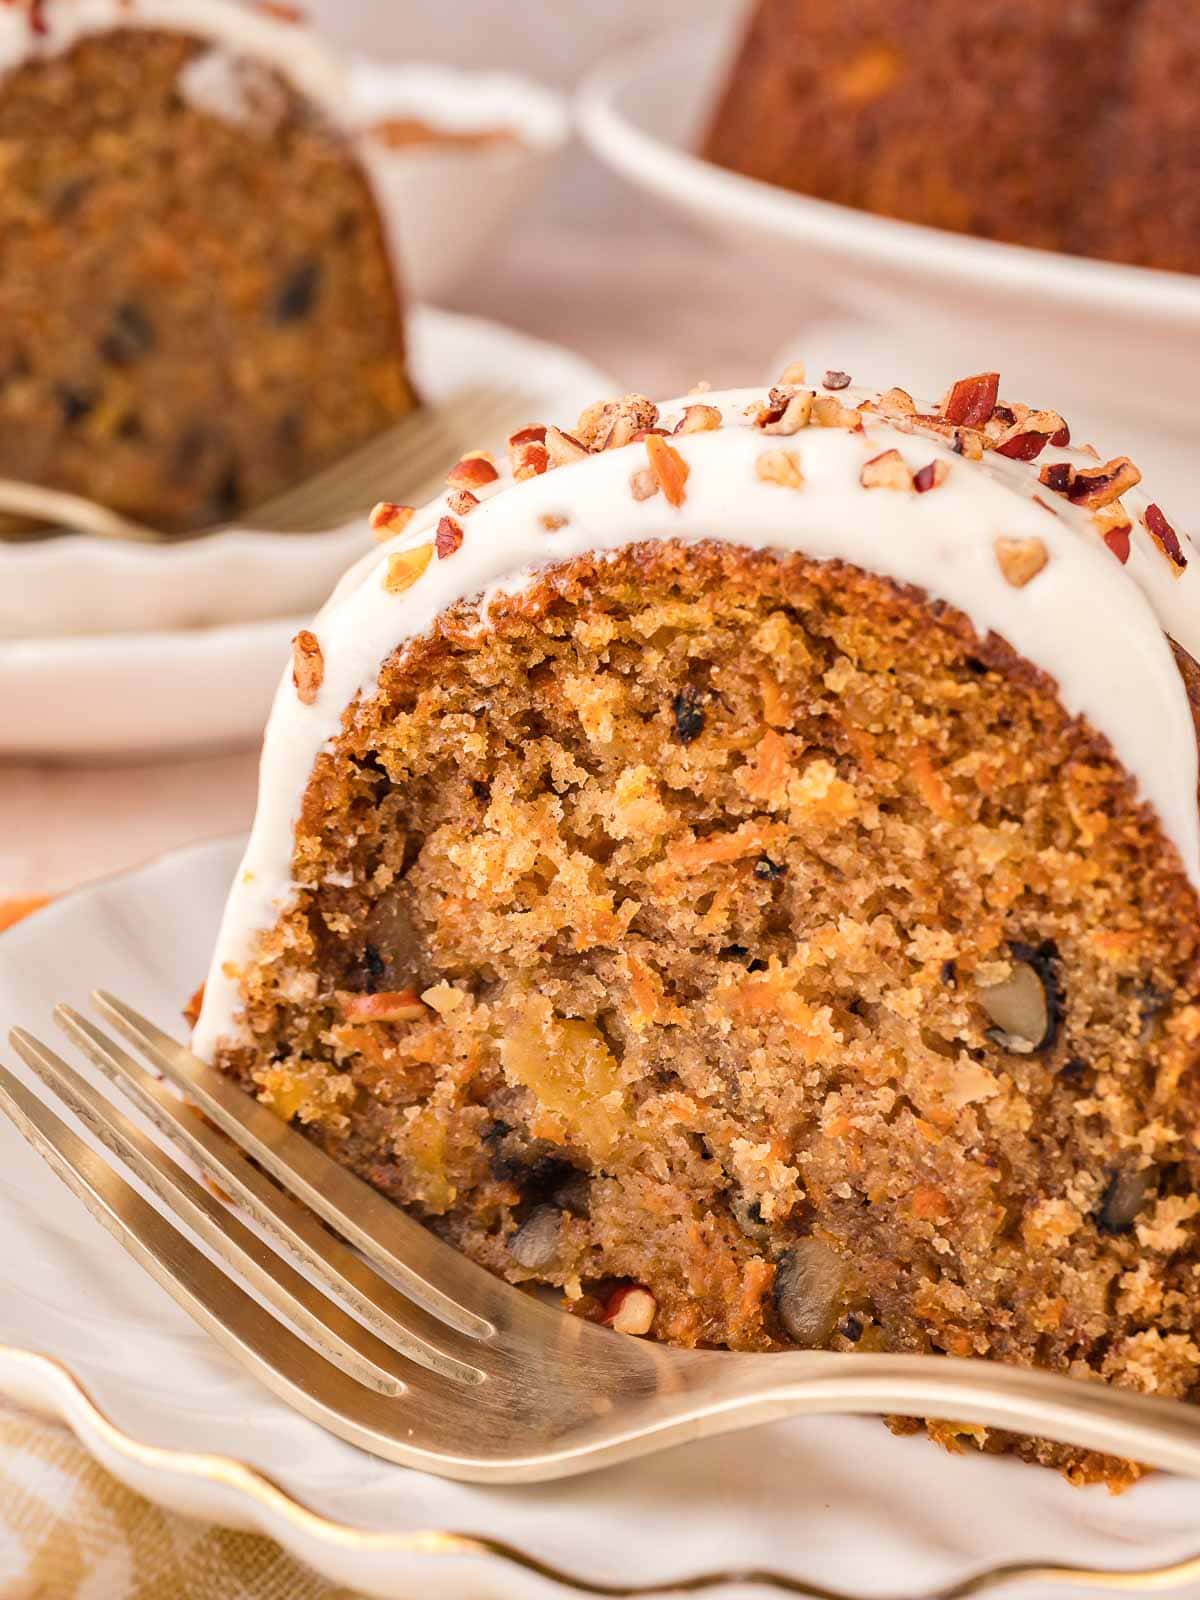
702 0 1200 275
0 0 416 533
195 365 1200 1487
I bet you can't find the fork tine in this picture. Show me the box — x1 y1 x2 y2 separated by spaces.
0 1061 468 1469
55 1005 483 1384
93 991 497 1341
242 385 533 534
8 1027 416 1397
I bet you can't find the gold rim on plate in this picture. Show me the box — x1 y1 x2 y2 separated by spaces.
4 1343 1200 1599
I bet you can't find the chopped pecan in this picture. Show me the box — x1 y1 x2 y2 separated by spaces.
575 394 659 451
1066 456 1141 509
447 455 498 490
942 372 1000 428
291 629 323 705
1145 503 1188 572
876 386 918 418
603 1284 656 1336
339 989 428 1023
994 430 1052 462
756 449 805 489
994 536 1048 588
544 426 589 467
368 501 415 540
913 460 950 493
383 543 434 594
758 389 813 436
674 403 723 435
435 516 464 558
860 448 912 490
811 395 863 430
1102 521 1132 564
630 467 659 502
508 424 547 449
1039 462 1074 495
512 441 549 480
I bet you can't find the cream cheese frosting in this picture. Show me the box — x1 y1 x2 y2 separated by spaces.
193 381 1200 1059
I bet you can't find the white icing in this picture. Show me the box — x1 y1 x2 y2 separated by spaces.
193 385 1200 1059
0 0 347 112
348 59 565 149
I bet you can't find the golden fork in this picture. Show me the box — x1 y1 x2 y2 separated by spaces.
0 385 532 544
5 993 1200 1484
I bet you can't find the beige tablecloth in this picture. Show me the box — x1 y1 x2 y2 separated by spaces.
0 1404 364 1600
0 901 368 1599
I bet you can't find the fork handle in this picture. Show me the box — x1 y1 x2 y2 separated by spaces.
714 1352 1200 1477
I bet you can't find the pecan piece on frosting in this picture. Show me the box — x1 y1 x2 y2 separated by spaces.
941 373 1000 428
913 460 950 493
447 454 498 491
860 449 912 490
435 515 464 558
674 403 723 435
544 426 589 467
291 629 323 705
369 501 415 540
994 536 1048 588
811 394 863 431
756 449 805 489
1066 456 1142 510
575 393 659 452
383 543 434 594
1145 503 1188 572
758 388 813 436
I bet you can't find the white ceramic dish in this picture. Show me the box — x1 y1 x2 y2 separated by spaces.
5 840 1200 1600
352 59 567 304
576 19 1200 443
0 312 615 757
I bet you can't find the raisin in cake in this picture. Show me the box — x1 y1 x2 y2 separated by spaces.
195 367 1200 1486
702 0 1200 275
0 0 416 534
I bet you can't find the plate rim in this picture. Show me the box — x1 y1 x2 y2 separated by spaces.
7 1338 1200 1600
5 840 1200 1599
575 21 1200 329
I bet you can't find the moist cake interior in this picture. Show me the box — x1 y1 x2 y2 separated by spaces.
217 539 1200 1486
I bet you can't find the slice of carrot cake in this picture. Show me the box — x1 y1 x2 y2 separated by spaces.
194 368 1200 1486
0 0 415 533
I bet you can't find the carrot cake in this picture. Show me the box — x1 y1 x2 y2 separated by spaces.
194 367 1200 1486
0 0 416 534
702 0 1200 275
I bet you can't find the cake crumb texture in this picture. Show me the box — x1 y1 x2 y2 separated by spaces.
217 541 1200 1486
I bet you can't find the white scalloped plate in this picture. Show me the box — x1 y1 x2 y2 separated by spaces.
577 19 1200 441
5 840 1200 1599
0 311 615 757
